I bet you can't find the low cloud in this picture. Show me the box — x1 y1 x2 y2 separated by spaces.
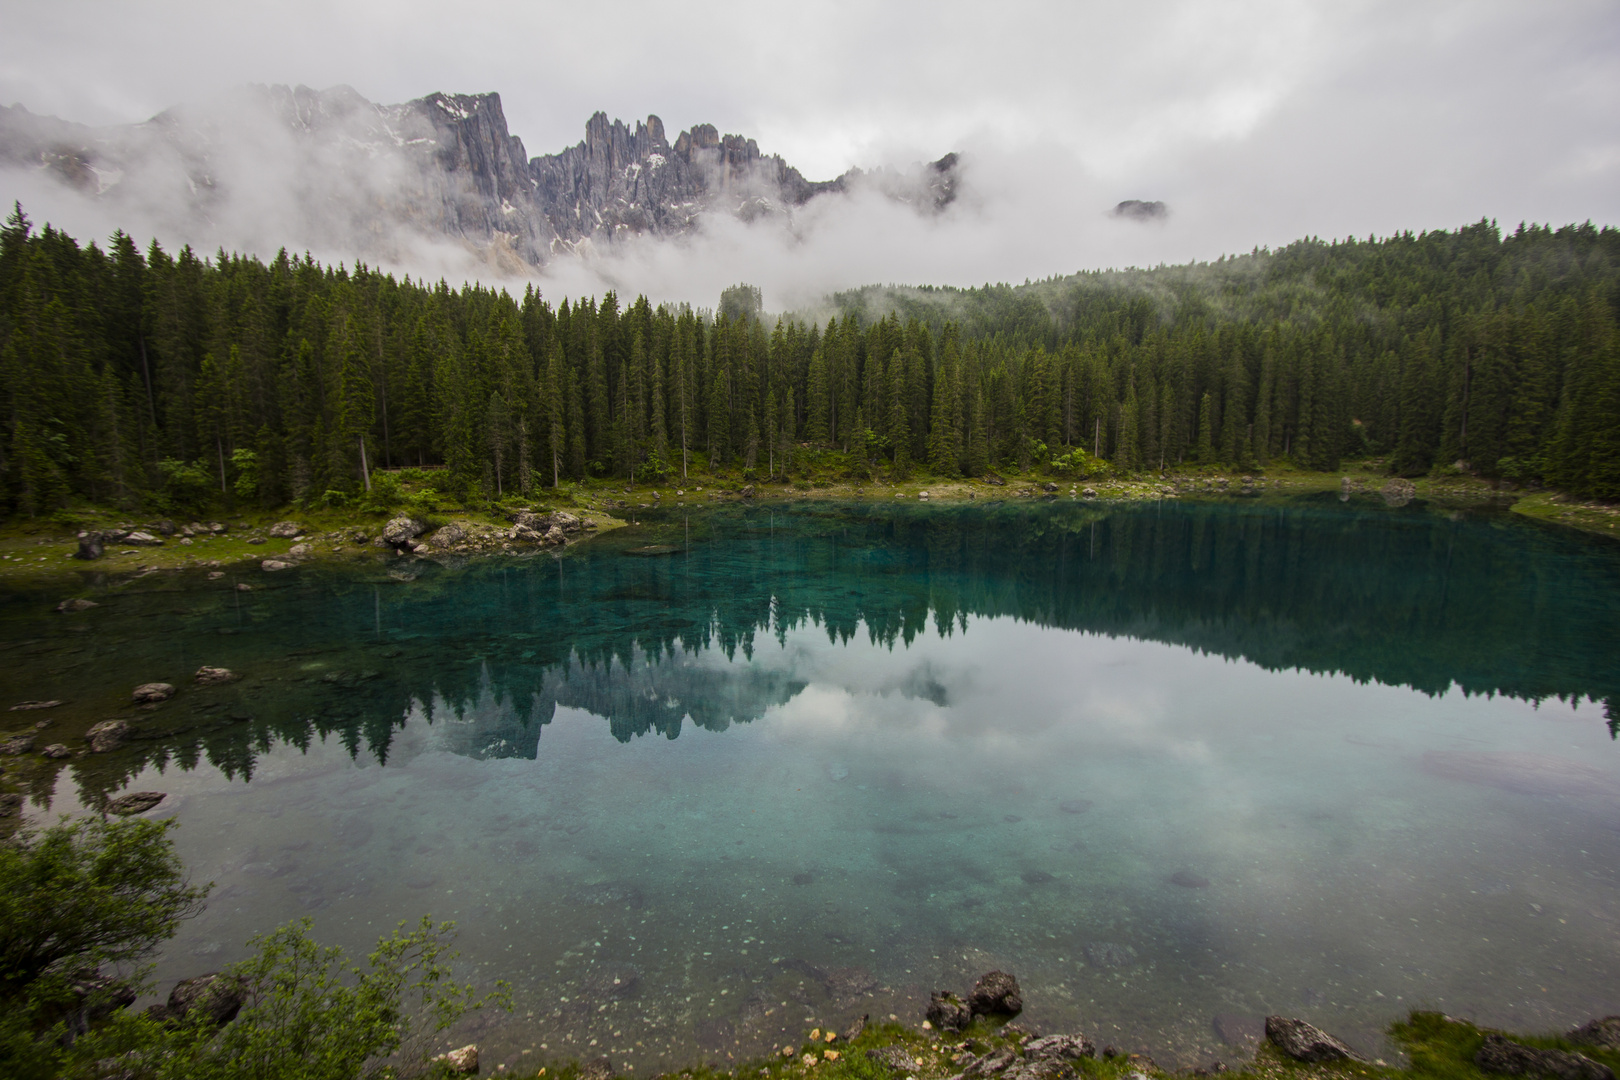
1 0 1615 308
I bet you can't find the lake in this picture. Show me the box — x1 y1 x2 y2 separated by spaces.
5 495 1619 1071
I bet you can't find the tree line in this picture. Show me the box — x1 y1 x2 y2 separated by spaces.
2 206 1618 517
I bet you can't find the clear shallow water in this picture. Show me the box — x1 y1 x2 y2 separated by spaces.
5 497 1620 1071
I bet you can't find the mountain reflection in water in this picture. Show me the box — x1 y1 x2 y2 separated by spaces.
5 497 1614 803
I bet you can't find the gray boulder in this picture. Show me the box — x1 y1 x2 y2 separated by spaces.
150 973 248 1029
75 531 105 560
287 543 313 558
1265 1016 1359 1063
124 531 163 546
581 1057 614 1080
267 521 303 538
1025 1035 1096 1061
41 743 71 759
927 989 972 1032
431 522 467 546
968 970 1023 1018
1476 1034 1613 1080
963 1047 1018 1077
260 559 296 572
57 598 99 613
86 719 129 752
1 734 36 755
1570 1018 1620 1051
194 666 238 685
63 972 138 1038
381 516 428 546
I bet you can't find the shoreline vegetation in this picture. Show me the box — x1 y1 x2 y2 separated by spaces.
0 462 1615 585
4 821 1619 1080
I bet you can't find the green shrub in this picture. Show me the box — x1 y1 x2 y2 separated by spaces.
0 817 208 1079
160 917 509 1080
156 459 219 517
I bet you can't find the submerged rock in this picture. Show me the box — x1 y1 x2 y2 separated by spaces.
968 970 1023 1018
57 598 99 613
568 882 644 908
1476 1034 1613 1080
194 666 238 685
1265 1016 1359 1062
86 720 129 752
260 559 296 572
1059 799 1093 814
434 1045 480 1075
107 792 166 815
825 965 879 1002
581 1056 614 1080
1171 870 1211 888
584 962 641 998
1212 1014 1265 1050
9 700 63 711
41 743 71 759
133 683 175 703
1083 942 1136 968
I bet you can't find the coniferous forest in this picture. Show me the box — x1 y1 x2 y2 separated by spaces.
2 206 1618 519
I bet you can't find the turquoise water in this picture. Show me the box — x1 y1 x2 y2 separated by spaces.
5 497 1620 1070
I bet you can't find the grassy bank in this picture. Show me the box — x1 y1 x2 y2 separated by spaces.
0 461 1610 587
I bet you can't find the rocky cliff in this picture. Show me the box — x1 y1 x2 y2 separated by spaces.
0 85 959 268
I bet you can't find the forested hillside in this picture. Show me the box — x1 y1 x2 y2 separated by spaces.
1 206 1617 518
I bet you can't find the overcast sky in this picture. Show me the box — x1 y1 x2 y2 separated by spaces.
2 0 1617 303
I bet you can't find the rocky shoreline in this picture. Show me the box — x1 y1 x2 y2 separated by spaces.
113 965 1620 1080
